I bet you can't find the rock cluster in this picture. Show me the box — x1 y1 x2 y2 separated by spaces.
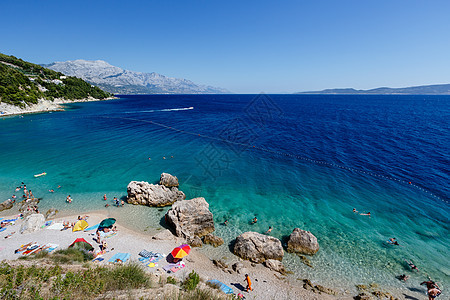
0 199 13 212
233 231 284 263
159 173 179 187
165 197 215 240
203 234 224 247
127 180 185 207
264 259 287 274
286 228 319 255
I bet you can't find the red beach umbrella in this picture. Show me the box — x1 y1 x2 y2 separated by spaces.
171 244 191 259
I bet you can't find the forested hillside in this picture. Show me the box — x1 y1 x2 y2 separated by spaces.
0 53 111 107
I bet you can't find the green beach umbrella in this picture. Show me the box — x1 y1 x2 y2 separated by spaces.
99 218 116 228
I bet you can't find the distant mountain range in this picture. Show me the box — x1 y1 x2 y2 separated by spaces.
43 60 229 94
297 84 450 95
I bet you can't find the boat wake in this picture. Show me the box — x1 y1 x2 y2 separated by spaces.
123 107 194 114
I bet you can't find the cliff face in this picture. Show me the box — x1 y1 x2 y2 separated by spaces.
45 60 229 94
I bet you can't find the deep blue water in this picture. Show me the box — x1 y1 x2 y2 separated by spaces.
0 94 448 290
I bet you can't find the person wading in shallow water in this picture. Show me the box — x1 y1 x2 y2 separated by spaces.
421 281 441 300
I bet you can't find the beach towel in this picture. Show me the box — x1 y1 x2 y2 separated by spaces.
44 243 59 253
22 244 40 256
46 223 65 230
104 232 117 239
92 257 105 263
108 253 131 263
41 220 53 228
163 261 185 272
139 250 154 258
149 253 164 263
84 223 100 231
170 261 186 273
206 280 234 295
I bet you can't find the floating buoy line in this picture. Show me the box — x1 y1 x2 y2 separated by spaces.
87 115 447 205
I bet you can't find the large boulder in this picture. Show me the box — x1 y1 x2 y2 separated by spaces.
20 214 45 234
159 173 179 188
286 228 319 255
165 197 214 239
127 181 185 207
233 232 284 263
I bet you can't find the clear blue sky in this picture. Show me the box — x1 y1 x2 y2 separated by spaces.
2 0 450 93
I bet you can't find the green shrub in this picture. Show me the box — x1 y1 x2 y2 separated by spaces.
51 248 93 264
166 276 177 285
183 270 200 291
106 262 149 290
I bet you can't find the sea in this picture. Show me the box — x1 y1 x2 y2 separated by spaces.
0 94 448 292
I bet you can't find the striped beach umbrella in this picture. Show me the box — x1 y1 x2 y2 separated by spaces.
171 244 191 259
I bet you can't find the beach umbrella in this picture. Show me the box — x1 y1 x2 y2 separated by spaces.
171 244 191 259
72 219 89 232
99 218 116 228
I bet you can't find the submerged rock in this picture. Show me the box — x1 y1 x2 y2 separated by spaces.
286 228 319 255
17 198 40 212
127 181 185 207
20 214 45 234
0 199 13 212
264 259 286 274
165 197 215 239
45 208 58 219
233 231 284 263
203 234 224 247
187 235 203 247
159 173 179 188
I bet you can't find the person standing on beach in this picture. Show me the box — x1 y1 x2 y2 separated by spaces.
244 274 253 292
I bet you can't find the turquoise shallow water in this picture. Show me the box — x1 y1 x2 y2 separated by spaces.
0 94 448 292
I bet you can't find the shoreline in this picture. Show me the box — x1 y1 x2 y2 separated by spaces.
0 211 347 300
0 96 117 117
0 208 429 300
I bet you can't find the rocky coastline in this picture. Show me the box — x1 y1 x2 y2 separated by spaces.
0 173 425 299
0 96 117 117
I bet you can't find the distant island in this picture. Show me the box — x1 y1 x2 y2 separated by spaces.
0 53 112 116
43 60 229 94
297 84 450 95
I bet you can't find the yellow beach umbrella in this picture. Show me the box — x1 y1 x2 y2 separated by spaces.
72 220 89 232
